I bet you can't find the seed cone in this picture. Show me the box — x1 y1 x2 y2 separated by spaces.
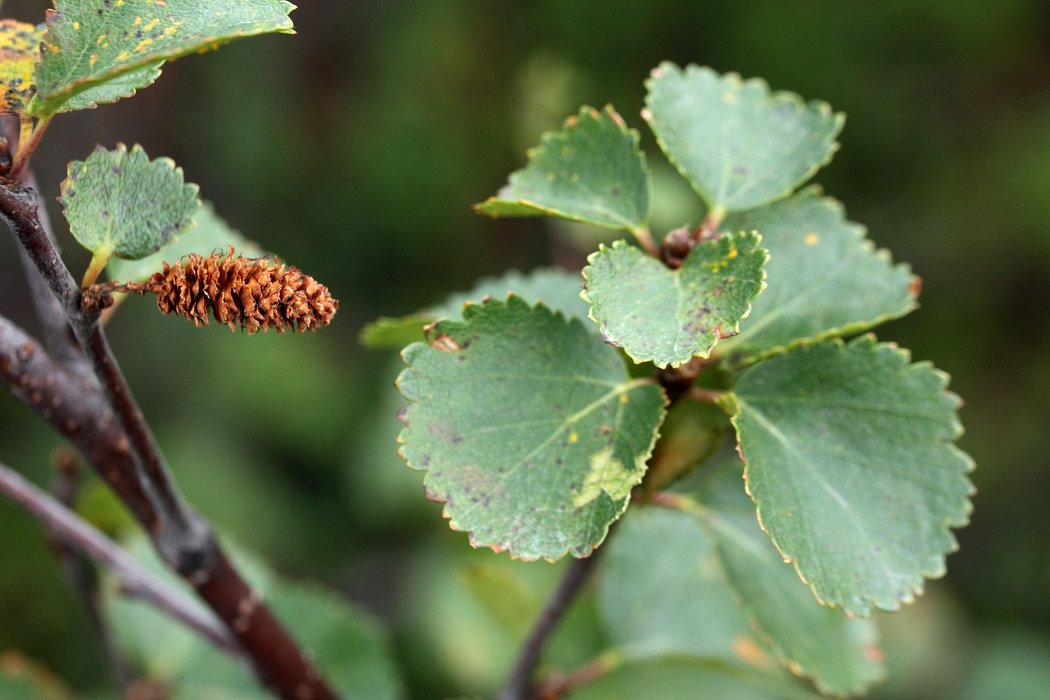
126 248 338 333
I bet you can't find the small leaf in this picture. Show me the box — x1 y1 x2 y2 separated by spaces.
360 267 589 349
107 200 262 282
60 143 200 261
644 63 843 213
725 336 975 615
0 20 44 116
721 187 918 363
582 232 768 368
474 105 651 232
32 0 295 116
396 296 666 560
56 62 163 113
691 459 885 697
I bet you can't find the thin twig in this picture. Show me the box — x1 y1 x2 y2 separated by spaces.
630 225 660 257
535 650 623 699
0 178 340 699
687 386 725 405
0 460 238 654
498 550 606 700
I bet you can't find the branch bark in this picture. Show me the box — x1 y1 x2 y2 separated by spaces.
0 177 340 700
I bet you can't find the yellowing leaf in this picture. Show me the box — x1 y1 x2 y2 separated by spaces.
0 20 43 115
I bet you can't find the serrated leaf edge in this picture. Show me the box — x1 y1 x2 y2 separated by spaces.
721 186 921 368
394 294 667 562
473 104 652 232
726 334 976 616
643 62 845 214
581 232 769 368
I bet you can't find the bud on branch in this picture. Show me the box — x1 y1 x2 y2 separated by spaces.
87 248 339 334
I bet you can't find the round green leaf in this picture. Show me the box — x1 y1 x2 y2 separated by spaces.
361 267 590 349
725 336 975 616
396 296 666 560
582 232 768 368
107 200 262 283
474 105 651 232
60 143 200 260
644 63 843 213
31 0 295 116
599 507 774 670
690 460 885 697
721 187 918 363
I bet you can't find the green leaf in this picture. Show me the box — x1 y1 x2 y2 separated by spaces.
361 267 588 349
107 200 262 282
458 563 541 636
721 188 918 363
582 232 768 368
644 63 843 213
598 507 775 671
691 459 885 697
0 20 44 116
474 105 651 232
31 0 295 116
106 536 405 700
724 336 975 615
56 62 163 113
396 296 666 560
60 143 200 261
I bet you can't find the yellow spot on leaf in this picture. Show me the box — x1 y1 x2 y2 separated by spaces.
569 432 579 444
804 232 820 246
143 19 160 32
97 34 107 46
135 38 154 52
72 21 80 30
134 17 143 26
573 447 637 507
89 53 97 66
733 636 773 669
116 51 130 61
723 91 736 104
619 393 629 404
728 248 738 259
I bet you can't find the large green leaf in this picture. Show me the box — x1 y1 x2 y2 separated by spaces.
105 536 404 700
361 267 589 349
582 232 767 368
691 460 885 697
31 0 295 116
107 200 262 282
396 296 666 560
474 105 651 232
644 63 843 214
721 188 917 363
59 143 200 261
724 336 974 615
598 507 775 671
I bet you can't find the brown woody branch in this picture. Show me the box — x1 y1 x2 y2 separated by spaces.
0 177 339 700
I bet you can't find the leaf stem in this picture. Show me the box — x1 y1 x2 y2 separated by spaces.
535 649 624 699
688 386 726 406
630 225 660 257
499 549 606 700
10 117 51 179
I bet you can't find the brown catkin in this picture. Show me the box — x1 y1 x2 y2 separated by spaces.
137 247 338 333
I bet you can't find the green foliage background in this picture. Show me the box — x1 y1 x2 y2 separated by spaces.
0 0 1048 697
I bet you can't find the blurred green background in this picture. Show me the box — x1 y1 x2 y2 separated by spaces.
1 0 1048 698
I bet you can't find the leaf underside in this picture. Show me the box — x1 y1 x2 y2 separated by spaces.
396 296 666 561
582 232 768 368
726 336 975 615
475 105 651 232
644 63 843 213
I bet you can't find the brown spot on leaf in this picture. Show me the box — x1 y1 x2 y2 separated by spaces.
431 334 461 352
